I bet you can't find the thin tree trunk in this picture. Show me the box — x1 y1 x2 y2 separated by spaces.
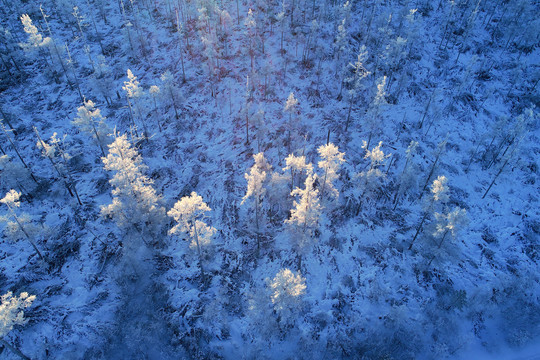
0 339 30 360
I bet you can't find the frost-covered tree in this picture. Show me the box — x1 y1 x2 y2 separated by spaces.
35 129 82 205
409 175 450 250
19 14 51 52
422 136 448 192
334 18 350 98
286 173 322 257
0 155 35 196
0 190 44 260
0 291 35 359
300 19 320 64
0 26 24 78
175 10 187 83
317 143 345 201
168 192 216 279
149 85 163 131
357 141 391 201
242 153 272 251
345 46 370 131
393 141 419 208
0 122 37 183
244 8 258 73
365 76 388 149
283 153 313 191
90 55 114 106
283 92 299 152
123 69 147 138
101 134 165 234
73 98 111 157
428 207 469 266
160 71 181 120
383 36 407 90
267 268 306 327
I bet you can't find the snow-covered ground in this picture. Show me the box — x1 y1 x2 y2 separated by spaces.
0 0 538 358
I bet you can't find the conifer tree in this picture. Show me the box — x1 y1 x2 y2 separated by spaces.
428 207 468 266
90 55 114 106
242 153 272 251
393 140 419 209
168 192 216 279
365 77 388 149
101 134 165 234
283 153 313 191
0 291 35 360
73 98 111 157
160 71 181 120
345 46 370 132
422 136 448 192
0 155 34 197
357 141 391 202
283 92 299 153
123 69 147 138
0 122 37 184
35 129 82 205
0 190 44 260
244 8 258 73
286 173 322 260
409 175 450 250
317 143 345 201
267 268 306 327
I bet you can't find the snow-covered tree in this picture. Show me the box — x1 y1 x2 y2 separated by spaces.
0 291 35 359
123 69 147 138
422 136 448 192
428 207 469 265
383 36 407 89
365 76 388 149
0 155 35 195
283 153 313 191
317 143 345 201
73 98 111 157
160 71 181 120
244 8 258 73
393 140 419 205
267 268 306 327
19 14 51 52
35 129 82 205
410 175 451 250
0 291 35 338
242 153 272 251
168 192 216 279
283 92 299 152
345 46 370 131
0 190 44 260
0 122 37 183
101 134 165 234
286 173 322 254
90 55 114 106
357 141 391 199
